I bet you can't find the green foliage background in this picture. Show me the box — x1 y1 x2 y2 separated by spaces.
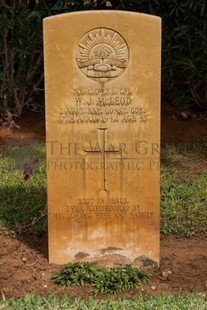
0 0 207 118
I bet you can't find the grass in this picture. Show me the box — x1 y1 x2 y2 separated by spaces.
0 143 47 235
0 292 206 309
0 142 207 237
161 143 207 237
161 170 207 236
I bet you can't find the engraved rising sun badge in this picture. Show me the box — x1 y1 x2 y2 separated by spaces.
76 28 129 83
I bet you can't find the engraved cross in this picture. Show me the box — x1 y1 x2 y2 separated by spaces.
84 128 122 193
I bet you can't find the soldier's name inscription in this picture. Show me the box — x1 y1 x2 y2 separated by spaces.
59 87 148 124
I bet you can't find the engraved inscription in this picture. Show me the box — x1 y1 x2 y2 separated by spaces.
76 28 129 83
58 87 149 124
58 107 147 124
53 198 154 221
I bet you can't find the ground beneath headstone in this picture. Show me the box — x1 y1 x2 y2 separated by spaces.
0 233 206 299
0 108 207 299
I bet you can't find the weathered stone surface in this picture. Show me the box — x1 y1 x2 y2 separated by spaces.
44 11 161 265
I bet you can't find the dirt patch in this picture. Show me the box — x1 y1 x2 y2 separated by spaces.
0 233 206 299
161 106 207 144
0 111 45 146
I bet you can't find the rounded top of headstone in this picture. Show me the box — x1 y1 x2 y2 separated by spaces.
76 27 129 83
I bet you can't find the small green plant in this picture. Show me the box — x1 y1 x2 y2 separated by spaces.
52 262 149 294
92 264 149 295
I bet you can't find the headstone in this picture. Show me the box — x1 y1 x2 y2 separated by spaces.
44 11 161 267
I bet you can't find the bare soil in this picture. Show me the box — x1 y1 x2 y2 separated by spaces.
0 107 207 300
0 234 206 299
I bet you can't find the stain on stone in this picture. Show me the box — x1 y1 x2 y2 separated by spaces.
134 255 158 269
74 251 90 259
100 247 122 254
